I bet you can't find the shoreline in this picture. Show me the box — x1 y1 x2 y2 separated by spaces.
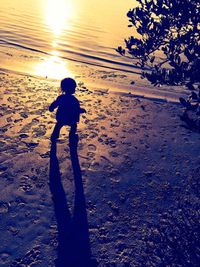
0 70 199 266
0 67 186 104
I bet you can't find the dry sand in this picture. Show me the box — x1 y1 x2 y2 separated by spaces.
0 70 199 266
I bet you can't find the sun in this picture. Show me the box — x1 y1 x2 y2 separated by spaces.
45 0 74 36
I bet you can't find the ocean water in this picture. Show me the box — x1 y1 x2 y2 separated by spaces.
0 0 187 101
0 0 137 78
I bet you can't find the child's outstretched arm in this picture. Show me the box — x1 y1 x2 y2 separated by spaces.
80 107 86 113
49 99 59 112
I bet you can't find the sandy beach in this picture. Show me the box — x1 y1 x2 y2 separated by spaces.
0 70 200 266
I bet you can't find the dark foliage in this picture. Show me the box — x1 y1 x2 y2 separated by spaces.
140 168 200 267
117 0 200 86
117 0 200 127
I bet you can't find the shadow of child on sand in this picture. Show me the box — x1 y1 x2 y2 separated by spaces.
49 134 98 267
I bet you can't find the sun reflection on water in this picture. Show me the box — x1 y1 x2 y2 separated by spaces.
34 51 73 79
45 0 74 36
35 0 75 79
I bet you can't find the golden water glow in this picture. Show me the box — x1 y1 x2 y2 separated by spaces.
35 0 75 79
28 0 134 78
45 0 74 36
34 51 73 79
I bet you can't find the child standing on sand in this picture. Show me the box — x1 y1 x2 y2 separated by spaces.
49 78 86 141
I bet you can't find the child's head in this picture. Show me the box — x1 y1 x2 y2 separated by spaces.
61 78 77 94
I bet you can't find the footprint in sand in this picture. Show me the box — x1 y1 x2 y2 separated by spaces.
0 252 11 265
33 125 47 137
89 161 100 171
0 202 10 214
110 118 121 128
87 152 95 159
0 124 10 133
7 225 20 236
110 177 121 183
11 246 41 266
82 162 90 169
25 142 39 149
19 122 33 133
6 117 12 123
88 144 97 152
109 151 119 158
20 112 28 119
32 118 39 124
0 163 8 172
19 133 29 139
19 176 33 192
39 151 50 159
89 131 98 139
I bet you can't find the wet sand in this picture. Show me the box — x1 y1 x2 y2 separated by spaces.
0 70 199 266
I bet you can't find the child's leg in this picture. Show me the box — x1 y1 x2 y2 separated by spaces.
69 123 77 136
51 122 63 141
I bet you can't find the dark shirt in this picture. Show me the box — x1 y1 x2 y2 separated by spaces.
49 94 81 125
